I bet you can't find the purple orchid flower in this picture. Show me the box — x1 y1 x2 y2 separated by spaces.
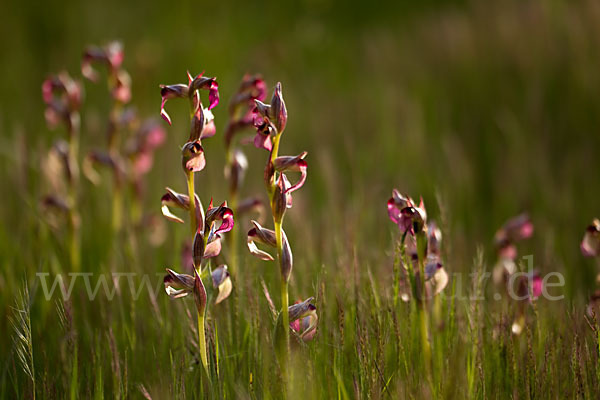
160 71 219 126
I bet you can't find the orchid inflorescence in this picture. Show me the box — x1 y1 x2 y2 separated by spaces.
41 72 83 271
158 70 239 377
41 41 166 271
491 213 541 335
387 189 449 303
243 82 315 378
80 41 166 233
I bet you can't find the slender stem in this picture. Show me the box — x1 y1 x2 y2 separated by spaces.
197 311 209 373
187 172 197 234
229 193 238 277
67 121 81 272
274 220 289 349
112 183 122 233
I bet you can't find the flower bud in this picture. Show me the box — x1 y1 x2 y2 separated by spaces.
272 174 292 223
193 268 207 316
224 149 248 196
192 229 205 269
281 231 293 282
270 82 287 133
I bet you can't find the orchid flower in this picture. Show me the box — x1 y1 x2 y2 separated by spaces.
159 72 219 127
251 82 287 151
160 187 203 225
492 213 534 286
289 298 318 341
387 189 427 235
581 219 600 257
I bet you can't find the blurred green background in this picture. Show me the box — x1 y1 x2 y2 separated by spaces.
1 0 599 299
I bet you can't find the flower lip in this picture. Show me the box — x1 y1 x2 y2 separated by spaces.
204 201 235 236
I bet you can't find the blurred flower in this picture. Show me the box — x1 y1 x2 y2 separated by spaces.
586 290 600 318
224 74 267 149
581 219 600 257
224 149 248 196
387 189 426 235
494 213 534 258
81 41 124 81
42 72 83 130
510 271 543 335
288 297 317 341
493 213 533 286
82 150 126 186
125 120 166 177
81 41 131 103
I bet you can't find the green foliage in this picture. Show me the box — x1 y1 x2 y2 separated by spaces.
1 0 600 398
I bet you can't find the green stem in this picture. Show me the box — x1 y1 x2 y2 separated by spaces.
197 311 209 373
229 193 238 277
112 183 122 233
67 121 80 272
187 172 197 234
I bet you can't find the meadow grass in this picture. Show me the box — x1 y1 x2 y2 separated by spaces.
2 0 600 398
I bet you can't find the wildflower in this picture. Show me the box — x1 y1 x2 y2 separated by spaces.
160 187 202 224
224 74 267 149
181 141 206 173
289 298 318 341
224 149 248 197
510 271 543 335
163 268 207 315
272 152 308 194
251 82 287 150
159 72 219 126
81 41 131 103
492 213 533 286
81 41 124 81
387 189 426 235
42 72 83 130
581 219 600 257
125 120 166 178
211 265 232 304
